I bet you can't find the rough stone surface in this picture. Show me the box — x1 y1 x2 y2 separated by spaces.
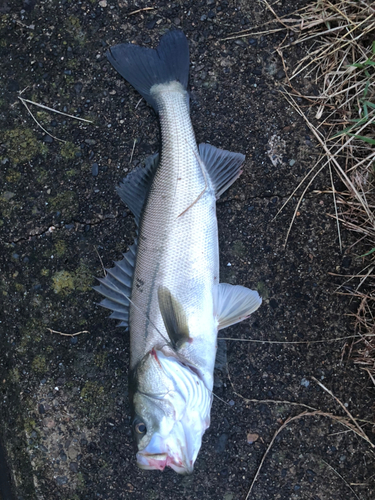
0 0 374 499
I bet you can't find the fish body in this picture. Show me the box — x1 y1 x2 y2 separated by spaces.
95 31 261 474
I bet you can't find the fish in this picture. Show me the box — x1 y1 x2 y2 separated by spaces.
94 30 262 474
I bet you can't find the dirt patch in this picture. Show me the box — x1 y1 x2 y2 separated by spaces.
0 0 374 499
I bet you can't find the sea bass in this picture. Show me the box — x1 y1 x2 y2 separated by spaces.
95 30 262 474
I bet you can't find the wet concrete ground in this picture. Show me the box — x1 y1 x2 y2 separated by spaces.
1 0 374 499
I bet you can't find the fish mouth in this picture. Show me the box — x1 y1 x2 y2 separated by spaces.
136 451 194 474
135 419 202 474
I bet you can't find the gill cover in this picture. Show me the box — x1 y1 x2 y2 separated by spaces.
133 350 212 474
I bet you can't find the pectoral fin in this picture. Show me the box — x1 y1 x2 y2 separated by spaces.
158 286 191 349
214 283 262 330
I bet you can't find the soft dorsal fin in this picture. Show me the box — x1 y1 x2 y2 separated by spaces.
214 283 262 330
93 242 137 328
158 286 190 349
199 143 245 199
116 153 159 225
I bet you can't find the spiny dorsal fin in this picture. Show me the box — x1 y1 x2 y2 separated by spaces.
214 283 262 330
199 143 245 199
116 153 159 226
158 286 190 349
93 242 137 328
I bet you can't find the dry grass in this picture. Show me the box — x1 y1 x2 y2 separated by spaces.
251 0 375 383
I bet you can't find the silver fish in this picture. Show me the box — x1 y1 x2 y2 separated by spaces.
95 31 262 474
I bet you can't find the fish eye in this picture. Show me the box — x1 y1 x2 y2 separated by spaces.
135 422 147 434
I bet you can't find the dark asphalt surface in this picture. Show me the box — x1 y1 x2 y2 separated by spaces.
0 0 374 499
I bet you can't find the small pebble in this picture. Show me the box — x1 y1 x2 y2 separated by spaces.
247 432 259 444
55 476 68 486
301 378 310 388
92 163 99 176
70 462 78 473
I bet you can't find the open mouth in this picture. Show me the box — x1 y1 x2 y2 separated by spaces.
136 451 193 474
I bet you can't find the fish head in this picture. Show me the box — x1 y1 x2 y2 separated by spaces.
130 349 212 474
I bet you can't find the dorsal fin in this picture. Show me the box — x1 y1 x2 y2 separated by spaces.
199 143 245 199
116 153 159 225
158 286 191 349
94 242 137 328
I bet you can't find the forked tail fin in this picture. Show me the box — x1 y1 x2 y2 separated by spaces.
106 30 190 112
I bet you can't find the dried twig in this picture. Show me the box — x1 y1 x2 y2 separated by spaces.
47 328 89 337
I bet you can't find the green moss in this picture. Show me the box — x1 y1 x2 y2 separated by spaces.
5 169 21 183
0 191 15 202
232 240 247 258
20 319 44 349
15 283 25 292
24 418 36 435
60 141 80 160
41 268 50 277
52 270 75 295
79 380 113 421
10 368 20 383
81 381 104 399
80 381 104 406
94 352 107 369
49 190 78 217
76 472 85 490
66 169 77 177
35 166 48 184
66 15 86 44
31 355 47 374
54 239 67 257
75 262 93 292
2 128 47 164
52 262 93 295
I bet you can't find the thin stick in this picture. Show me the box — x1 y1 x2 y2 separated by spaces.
245 411 321 499
218 333 372 344
178 143 208 218
48 328 89 337
95 246 107 277
19 98 66 143
127 7 155 16
129 138 137 165
18 97 93 123
321 459 361 500
329 163 342 252
245 408 373 499
312 376 374 448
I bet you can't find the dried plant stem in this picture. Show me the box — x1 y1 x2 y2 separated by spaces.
47 328 89 337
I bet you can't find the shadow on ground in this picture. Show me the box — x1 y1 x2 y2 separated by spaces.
0 0 374 499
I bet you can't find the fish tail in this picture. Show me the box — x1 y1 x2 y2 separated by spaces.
106 31 190 112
